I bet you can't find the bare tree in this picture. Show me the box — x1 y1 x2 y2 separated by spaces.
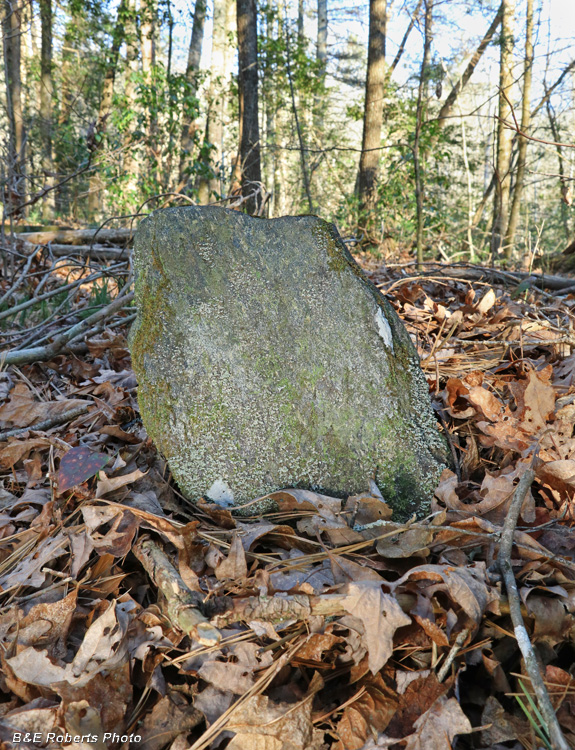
39 0 53 219
434 3 503 133
545 99 571 240
504 0 533 254
178 0 207 189
357 0 387 227
123 0 139 196
199 0 234 203
87 0 127 218
413 0 433 268
236 0 262 214
2 0 26 215
491 0 515 259
314 0 327 124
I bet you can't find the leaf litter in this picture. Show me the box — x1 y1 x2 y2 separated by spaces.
0 252 574 749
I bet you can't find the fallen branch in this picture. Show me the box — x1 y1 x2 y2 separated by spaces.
0 267 119 323
0 245 42 308
0 404 90 441
21 241 131 260
1 288 134 366
497 468 571 750
133 537 221 647
16 227 133 246
390 263 575 294
204 588 527 631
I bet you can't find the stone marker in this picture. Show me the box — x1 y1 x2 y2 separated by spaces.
129 207 448 519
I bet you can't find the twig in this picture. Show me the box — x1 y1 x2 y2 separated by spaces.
0 267 118 323
437 628 469 682
0 405 90 441
496 115 575 150
133 537 221 647
1 288 134 366
0 245 42 308
497 468 571 750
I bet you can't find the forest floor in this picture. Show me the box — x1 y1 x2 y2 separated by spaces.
0 232 574 750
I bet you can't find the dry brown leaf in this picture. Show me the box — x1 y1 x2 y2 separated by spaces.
395 563 495 623
0 438 53 468
215 533 248 580
137 693 203 750
403 695 472 750
226 693 322 750
0 382 89 428
466 385 502 421
342 582 411 674
95 467 146 497
0 533 69 591
334 674 398 750
476 287 496 314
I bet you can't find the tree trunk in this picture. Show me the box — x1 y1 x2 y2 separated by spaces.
545 100 571 240
39 0 54 220
199 0 232 202
314 0 327 125
141 0 158 186
298 0 304 47
434 3 503 132
237 0 262 214
178 0 206 189
357 0 387 227
141 0 156 75
2 0 26 216
414 0 433 269
87 0 127 219
504 0 533 255
123 0 139 198
490 0 515 260
386 0 421 83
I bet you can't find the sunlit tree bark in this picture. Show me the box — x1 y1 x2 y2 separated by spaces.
357 0 386 227
87 0 127 218
504 0 533 255
39 0 54 219
414 0 433 268
491 0 515 259
178 0 206 190
236 0 262 214
2 0 26 215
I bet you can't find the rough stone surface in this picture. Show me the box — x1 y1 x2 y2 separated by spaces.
129 206 448 519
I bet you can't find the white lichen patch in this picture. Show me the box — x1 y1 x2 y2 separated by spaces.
207 479 235 507
375 307 394 352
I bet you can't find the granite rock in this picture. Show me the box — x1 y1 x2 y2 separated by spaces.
129 206 448 519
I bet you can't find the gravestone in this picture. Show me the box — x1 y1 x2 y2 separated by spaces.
129 207 448 519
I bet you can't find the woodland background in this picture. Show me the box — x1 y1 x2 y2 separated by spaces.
1 0 574 265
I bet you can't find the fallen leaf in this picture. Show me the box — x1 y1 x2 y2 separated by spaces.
0 382 88 429
334 673 398 750
342 582 411 674
57 446 110 494
215 534 248 581
404 696 472 749
95 467 146 497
